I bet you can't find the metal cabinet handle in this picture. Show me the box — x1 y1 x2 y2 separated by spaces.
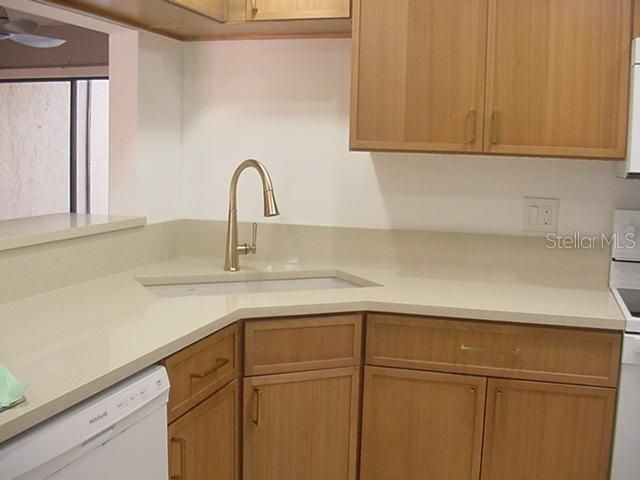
171 437 187 480
491 111 500 145
494 390 503 427
253 387 261 426
236 223 258 255
250 222 257 254
460 344 520 355
190 357 229 379
251 0 258 13
466 109 477 144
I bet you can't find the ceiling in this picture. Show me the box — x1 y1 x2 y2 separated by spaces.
2 6 68 26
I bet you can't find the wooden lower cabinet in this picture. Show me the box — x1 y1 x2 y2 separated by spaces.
481 379 617 480
360 366 487 480
243 367 360 480
162 314 620 480
168 380 240 480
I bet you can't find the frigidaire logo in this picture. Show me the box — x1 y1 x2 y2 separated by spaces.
89 411 108 425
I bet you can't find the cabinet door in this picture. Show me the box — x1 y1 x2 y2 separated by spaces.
167 0 226 21
246 0 350 20
243 367 360 480
351 0 488 153
360 367 486 480
168 380 239 480
481 379 617 480
484 0 632 159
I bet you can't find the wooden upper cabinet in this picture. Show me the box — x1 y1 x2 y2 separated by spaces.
47 0 227 36
350 0 489 153
481 379 616 480
246 0 351 21
360 367 486 480
46 0 352 39
167 0 226 20
484 0 632 159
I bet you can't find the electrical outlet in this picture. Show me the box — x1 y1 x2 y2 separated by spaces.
523 197 559 234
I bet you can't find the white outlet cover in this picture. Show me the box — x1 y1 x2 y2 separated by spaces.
523 197 559 234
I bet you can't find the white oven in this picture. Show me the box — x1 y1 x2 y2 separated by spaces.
610 210 640 479
622 38 640 178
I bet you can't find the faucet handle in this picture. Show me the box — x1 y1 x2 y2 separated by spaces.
236 223 258 256
250 222 258 254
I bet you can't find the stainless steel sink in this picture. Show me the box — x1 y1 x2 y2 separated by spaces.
139 272 376 298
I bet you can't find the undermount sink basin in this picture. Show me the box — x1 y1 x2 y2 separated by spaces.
140 272 376 298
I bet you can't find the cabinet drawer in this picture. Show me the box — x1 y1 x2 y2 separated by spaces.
366 314 621 387
245 314 363 376
164 324 239 423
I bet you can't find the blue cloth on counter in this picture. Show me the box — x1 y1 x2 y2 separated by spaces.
0 364 26 410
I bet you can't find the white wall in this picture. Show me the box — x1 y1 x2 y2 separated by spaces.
135 33 183 220
106 30 185 220
104 30 184 220
182 38 640 236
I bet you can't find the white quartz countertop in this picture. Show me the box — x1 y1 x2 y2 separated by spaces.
0 256 625 443
0 214 146 252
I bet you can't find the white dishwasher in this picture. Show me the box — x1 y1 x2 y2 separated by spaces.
0 365 169 480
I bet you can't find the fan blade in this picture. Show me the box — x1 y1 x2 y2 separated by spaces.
9 34 66 48
0 19 38 34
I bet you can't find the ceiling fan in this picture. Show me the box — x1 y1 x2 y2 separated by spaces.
0 7 66 48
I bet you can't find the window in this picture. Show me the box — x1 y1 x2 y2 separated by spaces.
0 78 109 221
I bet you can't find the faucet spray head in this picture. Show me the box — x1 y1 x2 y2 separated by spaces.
263 189 280 217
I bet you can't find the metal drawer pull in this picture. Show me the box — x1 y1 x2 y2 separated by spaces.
251 0 258 12
253 387 261 426
190 357 230 379
171 437 187 480
466 108 477 144
460 344 520 355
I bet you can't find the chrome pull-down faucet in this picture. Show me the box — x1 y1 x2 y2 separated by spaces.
224 159 280 271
